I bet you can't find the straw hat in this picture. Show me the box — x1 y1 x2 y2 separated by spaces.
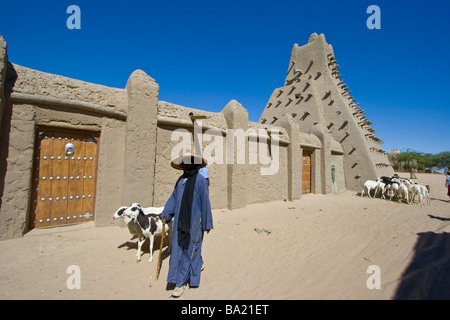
171 152 207 170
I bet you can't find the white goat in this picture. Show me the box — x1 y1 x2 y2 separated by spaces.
397 181 409 203
401 180 423 206
376 181 386 199
400 178 430 206
384 182 398 200
411 183 430 206
419 184 431 205
361 180 379 198
387 178 409 203
113 203 171 262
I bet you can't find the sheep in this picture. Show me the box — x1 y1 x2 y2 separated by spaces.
378 176 394 185
113 206 144 246
419 184 431 205
384 182 398 201
375 181 386 199
391 179 409 203
361 180 378 198
113 203 171 262
397 182 410 203
125 203 172 262
410 183 430 206
401 180 423 206
378 176 403 200
113 204 150 261
362 175 430 206
404 179 430 205
371 178 387 199
399 178 430 206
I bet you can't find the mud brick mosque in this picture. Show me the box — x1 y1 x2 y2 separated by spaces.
0 33 393 239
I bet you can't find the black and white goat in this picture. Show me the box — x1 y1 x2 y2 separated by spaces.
377 176 406 202
113 203 172 262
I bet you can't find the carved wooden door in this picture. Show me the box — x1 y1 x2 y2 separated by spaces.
29 128 99 229
302 150 312 194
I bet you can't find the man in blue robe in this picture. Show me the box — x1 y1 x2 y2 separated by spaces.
161 152 213 298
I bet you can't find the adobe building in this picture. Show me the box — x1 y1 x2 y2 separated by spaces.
260 33 393 193
0 33 393 239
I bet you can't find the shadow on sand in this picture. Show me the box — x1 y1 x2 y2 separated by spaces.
118 235 171 262
394 231 450 299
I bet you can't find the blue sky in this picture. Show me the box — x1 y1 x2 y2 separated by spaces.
1 0 449 154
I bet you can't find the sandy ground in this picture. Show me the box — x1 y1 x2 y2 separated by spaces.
1 173 449 300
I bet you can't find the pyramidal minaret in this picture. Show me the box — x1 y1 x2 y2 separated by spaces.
259 33 393 191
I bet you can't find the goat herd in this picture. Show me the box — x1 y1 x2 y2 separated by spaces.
361 174 430 206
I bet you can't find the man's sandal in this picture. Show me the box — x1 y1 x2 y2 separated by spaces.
172 285 186 298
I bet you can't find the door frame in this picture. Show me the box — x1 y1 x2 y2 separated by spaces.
28 126 100 229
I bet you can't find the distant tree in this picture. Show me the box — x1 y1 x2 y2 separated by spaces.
421 153 435 168
431 152 450 169
393 150 450 177
394 149 425 178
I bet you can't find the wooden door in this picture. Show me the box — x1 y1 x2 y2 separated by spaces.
302 150 312 194
29 128 99 229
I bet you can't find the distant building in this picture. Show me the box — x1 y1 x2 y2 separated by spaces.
388 149 401 167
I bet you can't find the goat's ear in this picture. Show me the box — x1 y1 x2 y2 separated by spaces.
115 206 127 216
